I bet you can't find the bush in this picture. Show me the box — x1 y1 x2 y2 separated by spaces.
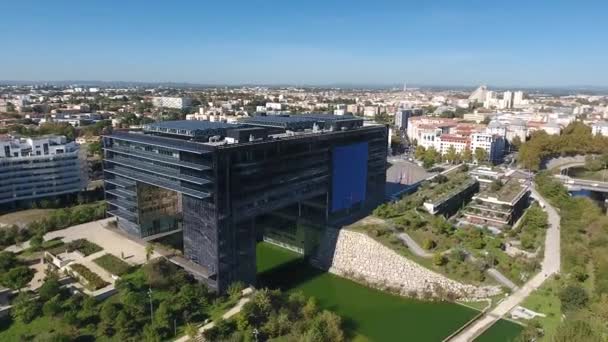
422 239 436 250
559 285 589 312
433 253 447 266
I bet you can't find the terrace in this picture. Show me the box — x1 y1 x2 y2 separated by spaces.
421 173 479 216
461 178 530 229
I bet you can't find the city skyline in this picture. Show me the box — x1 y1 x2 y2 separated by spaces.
1 1 607 87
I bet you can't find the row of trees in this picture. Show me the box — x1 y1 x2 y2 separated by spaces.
414 145 488 168
519 121 608 170
0 202 106 250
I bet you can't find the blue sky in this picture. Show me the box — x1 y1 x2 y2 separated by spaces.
0 0 607 86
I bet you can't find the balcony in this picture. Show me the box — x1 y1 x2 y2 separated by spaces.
104 146 210 171
105 167 210 199
105 157 210 185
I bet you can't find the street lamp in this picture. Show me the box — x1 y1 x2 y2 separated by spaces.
148 286 154 323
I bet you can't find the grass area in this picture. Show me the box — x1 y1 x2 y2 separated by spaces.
93 253 133 276
48 238 102 256
518 277 561 340
457 300 489 311
348 224 493 286
19 238 64 257
0 209 54 227
257 242 479 342
0 315 78 341
474 319 524 342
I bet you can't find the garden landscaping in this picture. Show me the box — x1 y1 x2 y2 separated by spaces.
93 253 132 276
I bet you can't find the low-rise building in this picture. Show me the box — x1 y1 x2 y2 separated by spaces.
462 178 530 229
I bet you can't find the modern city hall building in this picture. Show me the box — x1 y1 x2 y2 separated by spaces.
102 114 388 291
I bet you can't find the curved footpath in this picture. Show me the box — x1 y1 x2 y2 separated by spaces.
448 185 561 341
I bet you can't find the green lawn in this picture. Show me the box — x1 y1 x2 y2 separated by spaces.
518 278 561 340
257 242 478 342
474 319 524 342
0 316 77 341
0 209 54 227
93 253 133 276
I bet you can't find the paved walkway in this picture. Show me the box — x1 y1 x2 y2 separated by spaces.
448 185 561 341
397 232 434 258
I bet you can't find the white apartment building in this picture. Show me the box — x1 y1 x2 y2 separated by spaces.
471 133 505 163
0 136 84 206
592 121 608 136
152 96 192 109
437 134 469 155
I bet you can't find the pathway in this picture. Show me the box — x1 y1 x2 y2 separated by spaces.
394 227 517 290
448 185 561 341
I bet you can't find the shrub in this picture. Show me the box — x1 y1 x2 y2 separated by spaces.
422 239 436 250
433 253 447 266
559 285 589 312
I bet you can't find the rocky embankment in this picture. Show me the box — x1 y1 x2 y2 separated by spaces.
320 229 501 300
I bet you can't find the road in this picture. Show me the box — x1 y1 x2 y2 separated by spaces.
396 232 434 258
449 185 561 341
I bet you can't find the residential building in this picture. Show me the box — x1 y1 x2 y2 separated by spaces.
102 115 387 291
471 133 505 163
152 97 192 109
592 121 608 136
0 135 84 207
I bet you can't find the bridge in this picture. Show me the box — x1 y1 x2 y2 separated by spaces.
554 174 608 193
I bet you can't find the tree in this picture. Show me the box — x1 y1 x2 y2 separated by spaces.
0 251 17 272
474 147 488 164
2 266 34 290
227 281 245 301
303 311 344 342
29 233 44 250
559 285 589 311
11 292 40 323
302 297 319 320
423 147 440 169
146 244 155 262
414 145 426 160
98 301 119 337
462 147 473 163
39 275 62 301
510 136 522 150
116 311 137 340
154 301 173 336
43 294 62 317
552 319 603 342
445 146 458 164
185 323 199 340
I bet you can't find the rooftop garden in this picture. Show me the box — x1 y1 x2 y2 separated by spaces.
476 179 526 204
423 173 477 206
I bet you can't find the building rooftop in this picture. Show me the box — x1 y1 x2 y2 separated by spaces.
475 178 528 205
143 120 239 138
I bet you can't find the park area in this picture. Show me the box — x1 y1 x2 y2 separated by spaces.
258 242 488 341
